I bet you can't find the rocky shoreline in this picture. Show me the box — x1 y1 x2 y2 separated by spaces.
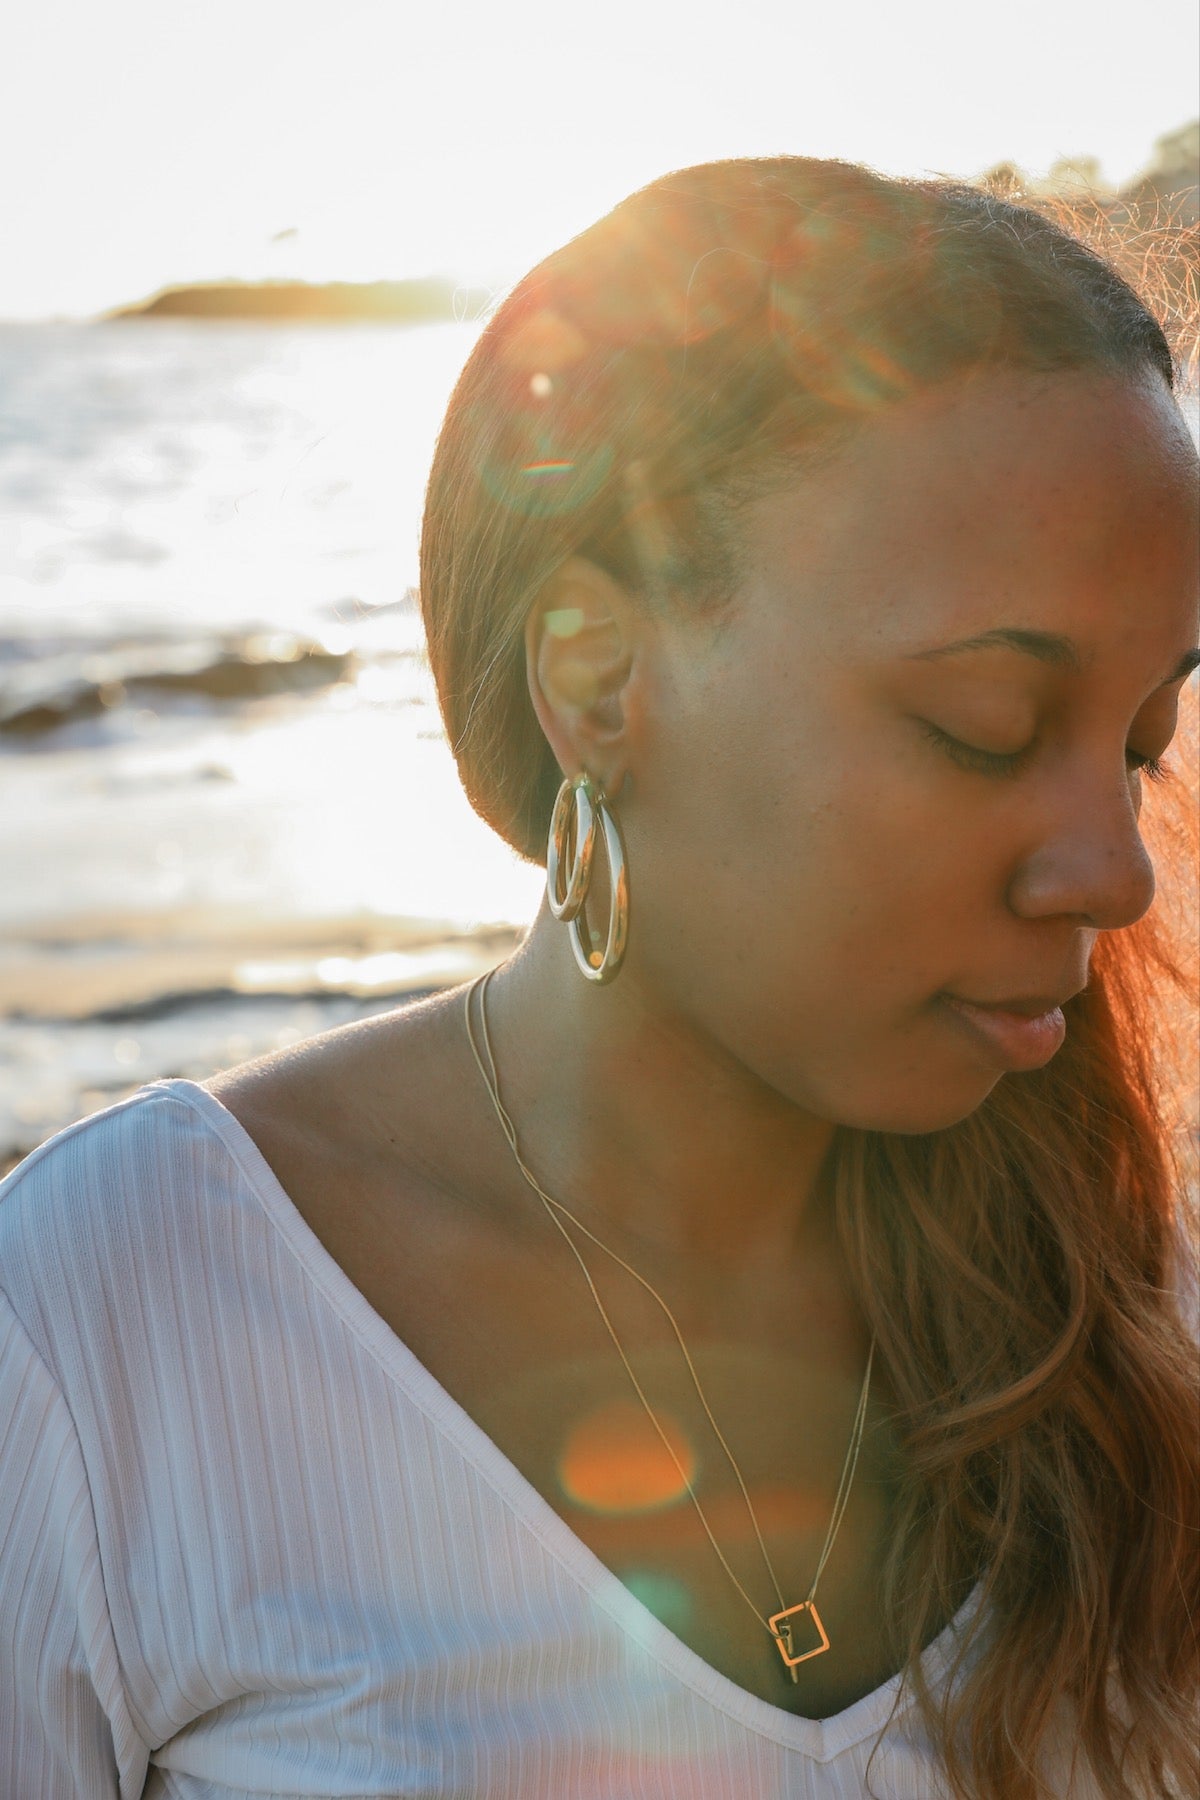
106 277 494 325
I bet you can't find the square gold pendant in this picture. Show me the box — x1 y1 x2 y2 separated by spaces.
769 1600 831 1669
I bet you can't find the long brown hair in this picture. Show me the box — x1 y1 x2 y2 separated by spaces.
420 158 1199 1799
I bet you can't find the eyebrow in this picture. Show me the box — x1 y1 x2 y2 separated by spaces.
908 628 1200 687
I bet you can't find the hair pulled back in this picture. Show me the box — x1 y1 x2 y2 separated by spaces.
421 156 1174 860
420 159 1198 1800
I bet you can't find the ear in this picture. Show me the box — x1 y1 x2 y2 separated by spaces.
525 556 642 791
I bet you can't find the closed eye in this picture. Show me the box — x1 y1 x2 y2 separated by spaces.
919 722 1169 783
1127 750 1168 782
919 721 1029 778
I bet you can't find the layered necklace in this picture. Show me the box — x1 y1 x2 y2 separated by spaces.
464 971 877 1682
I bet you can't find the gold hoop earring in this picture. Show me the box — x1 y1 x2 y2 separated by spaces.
546 771 596 923
545 772 629 984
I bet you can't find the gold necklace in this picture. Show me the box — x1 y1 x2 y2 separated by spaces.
464 971 877 1683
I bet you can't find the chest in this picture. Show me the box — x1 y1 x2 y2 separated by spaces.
102 1312 942 1792
470 1342 914 1715
293 1162 923 1718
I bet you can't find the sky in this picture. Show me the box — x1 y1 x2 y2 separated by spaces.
2 0 1197 320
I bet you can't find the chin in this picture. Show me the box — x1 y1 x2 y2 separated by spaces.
824 1071 1005 1138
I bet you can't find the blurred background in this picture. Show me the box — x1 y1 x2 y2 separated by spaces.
2 0 1197 1170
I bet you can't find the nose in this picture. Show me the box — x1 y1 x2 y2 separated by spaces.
1006 769 1157 930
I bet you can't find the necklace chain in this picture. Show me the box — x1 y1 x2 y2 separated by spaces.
464 971 877 1675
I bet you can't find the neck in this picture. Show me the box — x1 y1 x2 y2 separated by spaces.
479 911 840 1282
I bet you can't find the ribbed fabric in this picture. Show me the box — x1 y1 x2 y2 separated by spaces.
0 1080 1100 1799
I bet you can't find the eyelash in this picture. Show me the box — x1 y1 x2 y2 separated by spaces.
919 722 1168 783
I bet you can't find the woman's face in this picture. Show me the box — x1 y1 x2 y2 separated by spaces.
626 370 1199 1133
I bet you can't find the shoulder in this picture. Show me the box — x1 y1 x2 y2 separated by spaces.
204 983 492 1224
205 982 465 1126
0 1081 267 1371
0 1079 242 1239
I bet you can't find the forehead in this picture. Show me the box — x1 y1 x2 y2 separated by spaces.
738 370 1200 672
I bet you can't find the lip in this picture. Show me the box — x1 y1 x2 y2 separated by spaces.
939 994 1069 1072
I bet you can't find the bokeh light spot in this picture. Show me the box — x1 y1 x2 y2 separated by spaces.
543 606 585 639
560 1399 695 1515
621 1569 694 1635
499 307 588 375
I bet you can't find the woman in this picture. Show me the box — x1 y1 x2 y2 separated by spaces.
1 158 1197 1799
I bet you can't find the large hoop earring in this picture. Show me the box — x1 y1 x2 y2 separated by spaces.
545 772 629 985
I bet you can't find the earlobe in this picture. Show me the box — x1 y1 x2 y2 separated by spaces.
525 557 638 785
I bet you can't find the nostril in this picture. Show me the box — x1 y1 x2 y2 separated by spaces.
1006 799 1158 932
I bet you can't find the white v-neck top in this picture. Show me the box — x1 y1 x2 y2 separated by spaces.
0 1080 1099 1798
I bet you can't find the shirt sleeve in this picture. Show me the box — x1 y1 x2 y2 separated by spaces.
0 1288 149 1799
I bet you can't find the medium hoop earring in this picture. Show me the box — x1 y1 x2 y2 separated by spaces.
546 771 596 922
545 772 629 985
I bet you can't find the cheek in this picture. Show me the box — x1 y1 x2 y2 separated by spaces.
640 658 1008 994
631 725 1021 1129
740 731 951 921
647 728 929 971
762 782 1007 1039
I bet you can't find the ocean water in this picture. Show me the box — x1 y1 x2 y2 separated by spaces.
0 320 543 1162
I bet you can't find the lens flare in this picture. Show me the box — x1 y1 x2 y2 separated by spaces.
478 440 613 518
498 306 588 376
620 1568 693 1634
559 1399 695 1515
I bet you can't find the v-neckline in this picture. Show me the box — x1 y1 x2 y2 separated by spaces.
150 1076 989 1763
